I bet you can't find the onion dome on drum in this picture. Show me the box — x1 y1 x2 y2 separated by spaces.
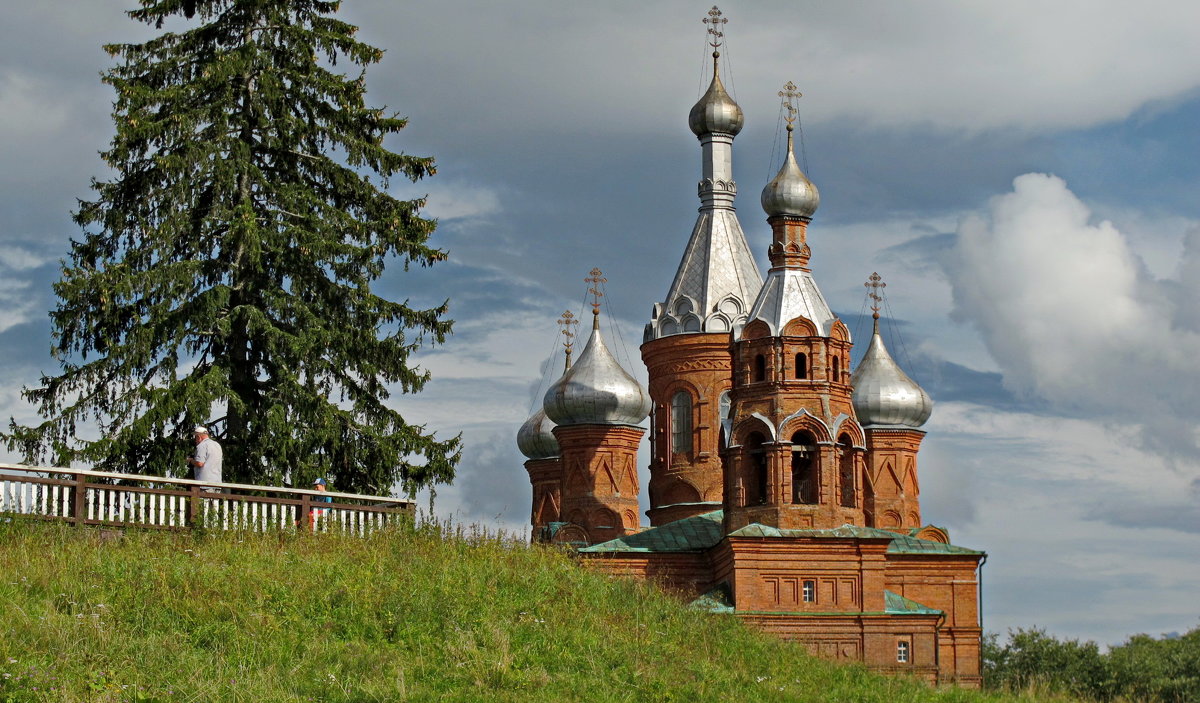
517 407 559 460
689 52 744 137
544 312 651 427
760 123 819 219
851 320 933 428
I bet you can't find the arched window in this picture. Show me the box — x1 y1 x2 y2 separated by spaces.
753 354 766 382
795 352 808 380
791 431 817 504
718 390 731 421
838 433 856 508
832 356 841 383
745 432 768 506
671 391 692 454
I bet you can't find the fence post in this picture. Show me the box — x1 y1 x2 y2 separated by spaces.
300 493 312 532
185 484 201 528
71 473 87 527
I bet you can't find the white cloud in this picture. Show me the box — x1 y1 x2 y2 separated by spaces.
945 173 1200 459
392 180 502 223
0 246 56 271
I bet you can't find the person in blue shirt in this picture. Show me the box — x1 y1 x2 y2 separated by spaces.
310 477 333 527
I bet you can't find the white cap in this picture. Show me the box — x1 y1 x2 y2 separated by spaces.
192 425 209 434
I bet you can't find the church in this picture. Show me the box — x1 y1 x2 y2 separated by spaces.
516 8 984 686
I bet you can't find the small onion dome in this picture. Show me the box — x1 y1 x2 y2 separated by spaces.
544 315 651 427
517 407 559 460
689 54 744 137
851 324 932 428
761 127 819 219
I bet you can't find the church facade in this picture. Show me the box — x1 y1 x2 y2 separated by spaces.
516 13 984 686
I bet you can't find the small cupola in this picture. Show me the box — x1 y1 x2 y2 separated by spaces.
761 82 819 219
851 275 932 428
517 407 559 460
544 273 651 427
689 52 744 138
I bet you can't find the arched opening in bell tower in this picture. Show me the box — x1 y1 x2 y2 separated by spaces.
795 352 807 379
745 431 768 505
790 431 817 504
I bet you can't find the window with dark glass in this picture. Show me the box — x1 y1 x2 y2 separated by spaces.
671 391 692 454
832 355 841 383
791 431 817 504
897 640 910 663
795 352 807 379
754 354 766 382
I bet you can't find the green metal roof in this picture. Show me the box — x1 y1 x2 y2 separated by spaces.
727 522 984 556
884 590 942 615
580 511 725 553
581 511 983 556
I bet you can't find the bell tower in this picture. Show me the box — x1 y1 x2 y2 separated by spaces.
724 83 866 533
642 6 763 526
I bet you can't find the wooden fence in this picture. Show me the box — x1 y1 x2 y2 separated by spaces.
0 463 412 535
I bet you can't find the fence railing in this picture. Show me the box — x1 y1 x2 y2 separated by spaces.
0 463 412 536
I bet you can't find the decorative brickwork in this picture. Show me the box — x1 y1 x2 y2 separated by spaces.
524 457 561 540
553 424 644 545
863 428 925 530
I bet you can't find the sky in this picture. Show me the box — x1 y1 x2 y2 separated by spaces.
1 1 1198 647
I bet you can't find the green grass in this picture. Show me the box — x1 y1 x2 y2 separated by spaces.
0 518 1064 702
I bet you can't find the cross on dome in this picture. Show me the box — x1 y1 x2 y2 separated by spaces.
558 310 579 370
703 6 728 53
865 272 887 322
779 80 802 130
585 267 607 326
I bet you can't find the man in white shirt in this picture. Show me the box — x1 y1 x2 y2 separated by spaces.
188 425 223 489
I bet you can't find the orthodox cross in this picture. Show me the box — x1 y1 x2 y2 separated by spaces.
703 6 727 51
865 272 887 320
779 80 802 128
585 268 607 320
557 310 579 369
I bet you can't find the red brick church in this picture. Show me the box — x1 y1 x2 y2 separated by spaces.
516 8 984 686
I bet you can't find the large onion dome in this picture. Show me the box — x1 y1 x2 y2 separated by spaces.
689 53 744 137
517 407 559 460
544 313 651 427
761 125 819 219
851 322 933 428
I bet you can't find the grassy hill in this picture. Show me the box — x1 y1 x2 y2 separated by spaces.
0 519 1058 703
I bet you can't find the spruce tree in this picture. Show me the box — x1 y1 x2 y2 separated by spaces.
5 0 460 494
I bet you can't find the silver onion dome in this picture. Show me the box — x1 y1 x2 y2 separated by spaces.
517 407 559 460
851 323 933 428
689 54 744 137
544 314 651 427
761 127 819 219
